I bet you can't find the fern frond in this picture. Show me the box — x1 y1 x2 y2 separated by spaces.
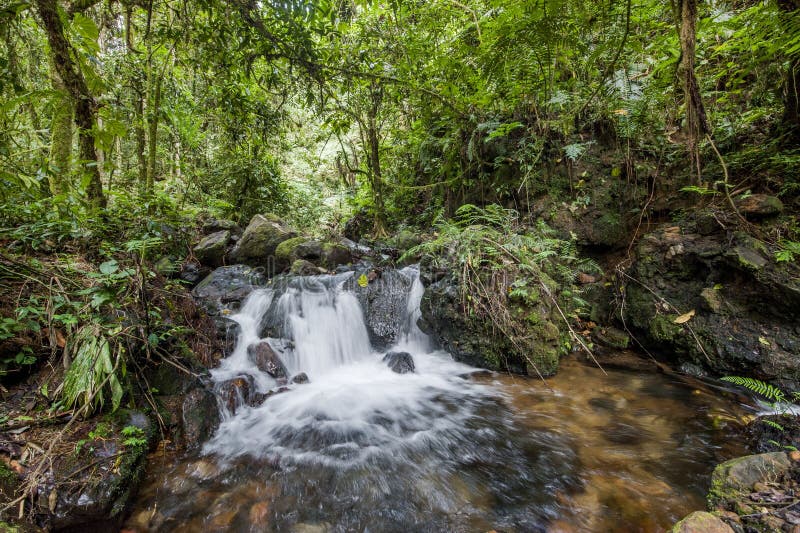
721 376 786 403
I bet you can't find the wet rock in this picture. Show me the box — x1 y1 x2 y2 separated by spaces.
202 218 241 235
248 341 289 379
249 501 271 525
193 230 231 267
322 242 353 269
671 511 734 533
292 523 331 533
291 372 309 384
383 351 415 374
192 265 265 316
623 216 800 384
275 237 315 273
602 422 644 445
735 194 783 219
708 452 792 508
230 214 298 270
343 208 371 241
347 268 414 349
186 459 221 479
217 375 255 414
182 386 221 450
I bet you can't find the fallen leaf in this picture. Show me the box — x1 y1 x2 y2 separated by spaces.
357 274 369 288
673 310 696 324
758 336 771 346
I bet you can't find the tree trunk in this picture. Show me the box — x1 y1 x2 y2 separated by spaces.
145 65 162 193
778 0 800 139
47 61 73 195
35 0 106 207
677 0 709 182
366 85 387 236
134 87 147 191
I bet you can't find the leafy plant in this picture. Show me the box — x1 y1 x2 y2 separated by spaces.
62 325 125 414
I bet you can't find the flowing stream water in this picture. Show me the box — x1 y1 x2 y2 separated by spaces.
126 267 753 532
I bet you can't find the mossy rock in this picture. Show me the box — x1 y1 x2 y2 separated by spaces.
708 452 792 509
274 236 312 272
671 511 734 533
230 214 297 271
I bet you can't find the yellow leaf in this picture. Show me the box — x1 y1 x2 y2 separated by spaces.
613 108 629 116
759 336 771 346
357 274 369 288
673 309 695 324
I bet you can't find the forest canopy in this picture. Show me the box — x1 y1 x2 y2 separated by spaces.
0 0 798 234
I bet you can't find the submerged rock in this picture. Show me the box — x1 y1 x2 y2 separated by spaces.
217 375 255 414
248 340 288 379
383 351 415 374
192 265 265 316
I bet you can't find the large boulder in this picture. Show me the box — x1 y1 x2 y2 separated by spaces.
202 218 242 235
193 230 230 267
623 214 800 385
735 194 783 219
230 214 297 272
192 265 265 316
345 268 413 349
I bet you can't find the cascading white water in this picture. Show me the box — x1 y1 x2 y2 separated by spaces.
203 267 497 467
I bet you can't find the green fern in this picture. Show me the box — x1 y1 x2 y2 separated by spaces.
721 376 786 403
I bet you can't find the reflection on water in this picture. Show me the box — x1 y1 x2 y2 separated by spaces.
125 268 752 532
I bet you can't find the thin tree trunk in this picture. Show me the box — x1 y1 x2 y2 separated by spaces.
145 62 161 193
677 0 709 182
35 0 106 207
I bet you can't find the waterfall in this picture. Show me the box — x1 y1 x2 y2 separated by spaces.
203 266 496 467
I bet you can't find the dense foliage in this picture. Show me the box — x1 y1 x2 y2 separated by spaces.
1 0 799 404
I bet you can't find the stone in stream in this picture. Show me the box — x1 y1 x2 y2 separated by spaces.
383 351 415 374
182 386 221 450
230 214 297 269
291 372 309 384
671 511 734 533
248 340 289 379
216 375 255 414
708 452 792 508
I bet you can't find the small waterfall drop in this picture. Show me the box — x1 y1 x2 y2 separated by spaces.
203 266 499 467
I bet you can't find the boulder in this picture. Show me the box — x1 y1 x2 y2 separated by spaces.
321 242 353 269
193 230 230 267
248 340 288 379
383 351 415 374
623 215 800 383
343 209 371 241
179 260 210 287
671 512 734 533
708 452 792 508
275 236 315 273
182 386 221 450
192 265 265 317
735 194 783 219
230 214 297 272
346 268 413 349
202 218 241 235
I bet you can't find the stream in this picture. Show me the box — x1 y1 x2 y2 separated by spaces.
126 267 753 532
